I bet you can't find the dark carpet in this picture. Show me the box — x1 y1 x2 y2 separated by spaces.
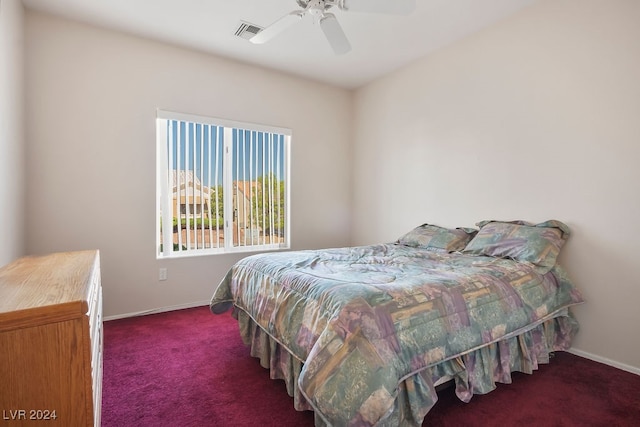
101 306 640 426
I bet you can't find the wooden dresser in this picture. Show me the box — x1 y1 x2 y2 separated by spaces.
0 251 102 427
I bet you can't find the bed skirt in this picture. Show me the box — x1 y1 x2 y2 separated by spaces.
232 307 579 427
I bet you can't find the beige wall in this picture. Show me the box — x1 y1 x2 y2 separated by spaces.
24 12 353 317
0 0 25 266
352 0 640 371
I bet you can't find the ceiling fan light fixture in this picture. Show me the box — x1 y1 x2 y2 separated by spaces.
308 0 329 17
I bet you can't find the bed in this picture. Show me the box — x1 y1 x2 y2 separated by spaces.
210 220 584 426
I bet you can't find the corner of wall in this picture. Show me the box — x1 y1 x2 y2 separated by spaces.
0 0 26 265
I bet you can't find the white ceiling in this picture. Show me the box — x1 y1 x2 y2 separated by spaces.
21 0 536 89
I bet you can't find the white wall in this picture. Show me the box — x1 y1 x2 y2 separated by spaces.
24 12 353 317
0 0 25 266
352 0 640 371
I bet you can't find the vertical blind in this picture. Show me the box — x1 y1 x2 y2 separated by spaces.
156 111 290 258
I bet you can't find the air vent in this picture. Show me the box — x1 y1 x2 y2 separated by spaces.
234 21 263 40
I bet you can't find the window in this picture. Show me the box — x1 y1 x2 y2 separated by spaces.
156 110 290 258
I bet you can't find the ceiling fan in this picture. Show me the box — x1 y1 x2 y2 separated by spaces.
250 0 416 55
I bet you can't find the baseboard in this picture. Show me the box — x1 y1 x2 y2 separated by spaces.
568 348 640 376
104 300 210 321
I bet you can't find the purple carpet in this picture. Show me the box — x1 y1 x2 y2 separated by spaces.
102 306 640 426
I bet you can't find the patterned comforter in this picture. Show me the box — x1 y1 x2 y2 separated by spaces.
210 244 583 426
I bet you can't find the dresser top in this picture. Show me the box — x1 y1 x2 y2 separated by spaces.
0 250 100 330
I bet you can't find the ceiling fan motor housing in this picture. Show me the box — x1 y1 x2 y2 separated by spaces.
306 0 333 17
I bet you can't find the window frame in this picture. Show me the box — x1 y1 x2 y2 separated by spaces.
156 109 291 259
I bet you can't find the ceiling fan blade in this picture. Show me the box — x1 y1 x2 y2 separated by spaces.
320 13 351 55
343 0 416 15
250 11 304 44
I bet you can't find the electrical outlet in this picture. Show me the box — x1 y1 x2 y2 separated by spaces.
159 268 168 281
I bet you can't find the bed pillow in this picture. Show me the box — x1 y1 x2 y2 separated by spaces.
462 219 570 270
396 224 477 252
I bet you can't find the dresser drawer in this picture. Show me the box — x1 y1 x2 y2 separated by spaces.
90 286 102 376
